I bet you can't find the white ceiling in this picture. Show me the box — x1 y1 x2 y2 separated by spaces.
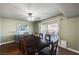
57 3 79 17
0 3 79 21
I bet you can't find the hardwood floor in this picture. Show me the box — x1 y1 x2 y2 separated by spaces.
0 42 79 55
57 47 79 55
0 42 23 55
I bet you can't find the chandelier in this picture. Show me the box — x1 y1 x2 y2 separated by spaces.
27 13 40 21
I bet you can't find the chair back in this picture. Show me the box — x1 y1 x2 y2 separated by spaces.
51 40 58 55
39 33 43 39
19 35 41 55
45 34 51 43
19 36 29 54
19 38 27 54
16 35 24 49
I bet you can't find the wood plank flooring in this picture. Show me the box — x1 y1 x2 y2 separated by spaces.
0 42 79 55
0 42 22 55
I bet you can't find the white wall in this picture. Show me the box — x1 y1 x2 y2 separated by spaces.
1 17 34 43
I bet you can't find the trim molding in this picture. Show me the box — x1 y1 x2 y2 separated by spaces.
0 40 15 45
67 48 79 54
59 46 79 54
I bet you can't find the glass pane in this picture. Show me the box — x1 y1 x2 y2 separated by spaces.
48 23 58 33
48 23 58 42
41 24 47 33
16 24 28 35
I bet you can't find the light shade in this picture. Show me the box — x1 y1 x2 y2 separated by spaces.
27 13 40 21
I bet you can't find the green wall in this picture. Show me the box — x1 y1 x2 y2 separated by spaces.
1 17 34 43
0 17 1 43
60 17 78 50
76 18 79 51
34 16 79 51
32 21 39 33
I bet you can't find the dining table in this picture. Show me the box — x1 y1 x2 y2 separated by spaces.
19 33 58 55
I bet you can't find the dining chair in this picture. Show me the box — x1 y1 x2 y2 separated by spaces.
19 38 27 54
20 35 41 55
52 40 58 55
39 33 43 39
38 33 50 51
19 36 30 55
45 34 51 43
38 40 58 55
16 35 24 50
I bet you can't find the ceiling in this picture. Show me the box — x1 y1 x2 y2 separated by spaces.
0 3 79 21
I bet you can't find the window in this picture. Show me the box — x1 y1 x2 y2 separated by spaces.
40 22 59 42
40 24 47 33
48 23 58 33
40 23 58 34
16 24 28 35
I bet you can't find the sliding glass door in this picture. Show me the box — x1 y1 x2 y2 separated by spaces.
48 23 58 34
40 22 59 42
48 23 58 42
40 23 58 34
40 24 47 33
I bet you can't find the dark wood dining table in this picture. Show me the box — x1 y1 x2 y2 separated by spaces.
19 34 58 55
21 35 44 54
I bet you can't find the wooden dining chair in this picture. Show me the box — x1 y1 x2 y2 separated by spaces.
52 40 58 55
26 35 40 55
19 35 31 55
39 33 43 39
38 40 58 55
45 34 51 43
38 33 50 51
19 38 27 54
19 35 41 55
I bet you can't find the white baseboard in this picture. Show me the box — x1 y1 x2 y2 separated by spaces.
67 48 79 54
59 45 79 54
0 40 15 45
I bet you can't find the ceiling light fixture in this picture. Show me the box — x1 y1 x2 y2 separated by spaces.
27 13 40 21
27 13 33 21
